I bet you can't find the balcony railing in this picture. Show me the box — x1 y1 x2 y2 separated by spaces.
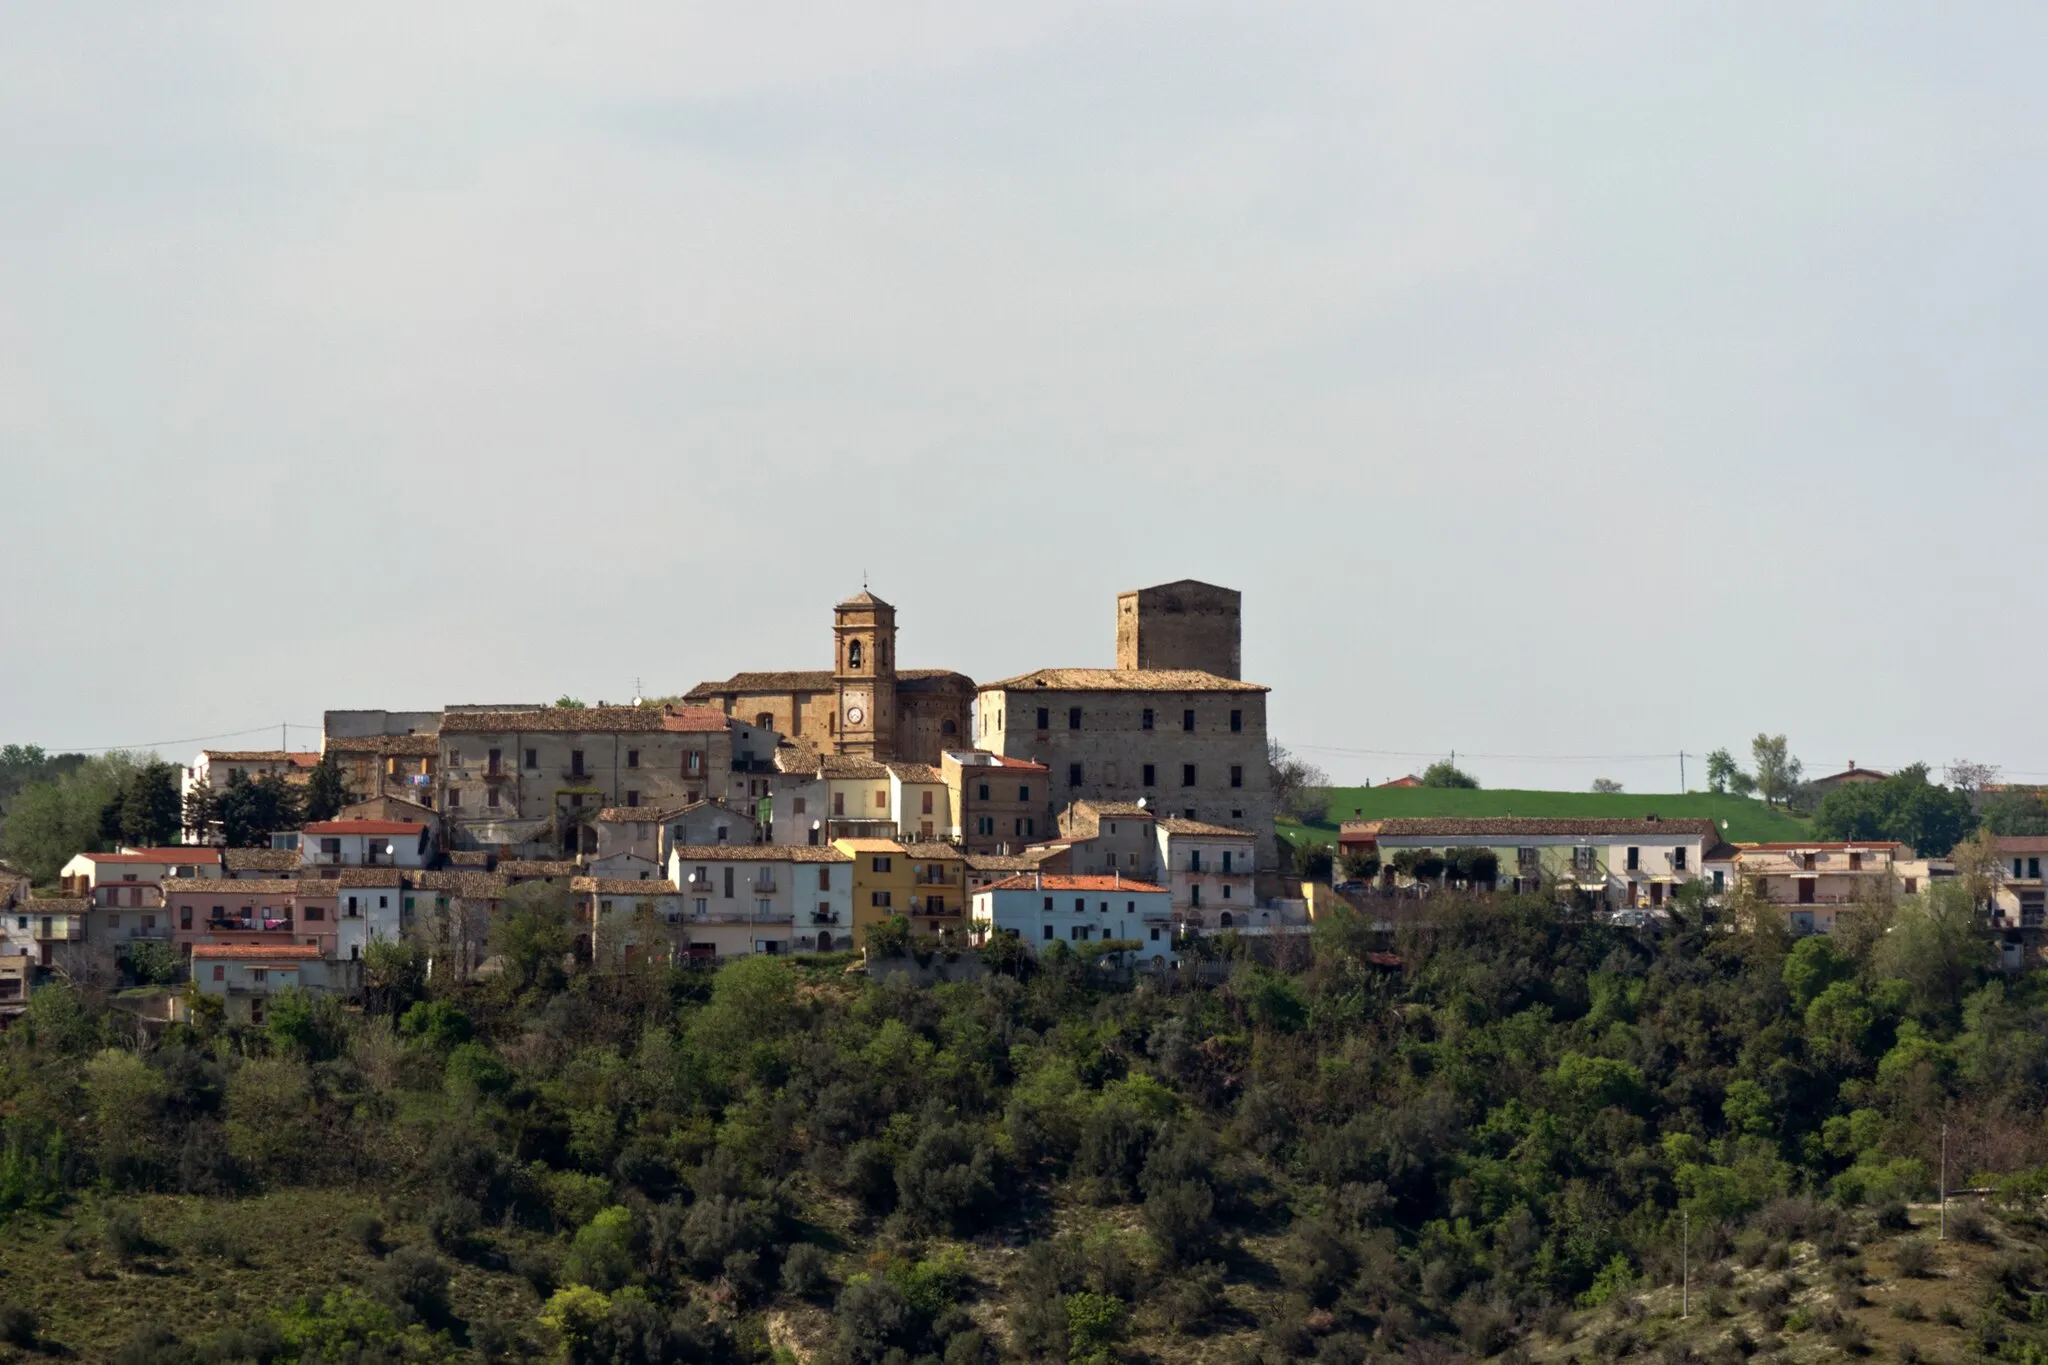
207 917 295 933
810 911 842 925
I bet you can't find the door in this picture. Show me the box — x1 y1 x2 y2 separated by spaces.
1797 879 1816 905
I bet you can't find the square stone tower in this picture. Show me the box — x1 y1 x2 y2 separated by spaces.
1115 580 1242 680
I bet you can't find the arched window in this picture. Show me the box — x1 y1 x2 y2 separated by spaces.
755 712 774 730
848 640 863 670
1219 911 1234 928
941 719 957 735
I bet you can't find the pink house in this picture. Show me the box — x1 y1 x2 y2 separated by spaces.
164 880 340 958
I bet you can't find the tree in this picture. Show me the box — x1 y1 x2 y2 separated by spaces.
114 761 183 848
1420 760 1479 790
215 773 304 848
1982 789 2048 837
1590 778 1623 794
1704 749 1738 795
490 881 576 992
1267 742 1329 823
303 755 350 823
555 696 588 710
1 753 142 881
1810 764 1977 857
1945 759 2001 795
1749 734 1802 808
1875 881 1990 1018
182 779 219 845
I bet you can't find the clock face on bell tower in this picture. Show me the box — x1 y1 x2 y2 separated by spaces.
833 589 898 759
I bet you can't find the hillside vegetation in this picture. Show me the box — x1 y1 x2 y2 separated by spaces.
0 885 2042 1363
1286 787 1813 850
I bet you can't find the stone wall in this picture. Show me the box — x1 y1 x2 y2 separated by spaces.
1116 581 1242 679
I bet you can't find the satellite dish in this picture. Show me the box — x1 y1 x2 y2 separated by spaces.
1720 820 1729 831
1136 797 1148 809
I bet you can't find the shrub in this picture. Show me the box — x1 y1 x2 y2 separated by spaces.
1873 1201 1912 1233
103 1204 151 1264
896 1124 1003 1233
1065 1292 1126 1365
564 1205 638 1293
1935 1301 1963 1326
0 1303 35 1349
426 1196 482 1255
1893 1238 1936 1277
781 1243 832 1301
378 1246 451 1327
347 1212 385 1253
1142 1179 1218 1267
1950 1206 1994 1244
1160 1262 1228 1334
1890 1298 1925 1322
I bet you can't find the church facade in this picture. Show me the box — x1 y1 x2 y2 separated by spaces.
684 592 975 766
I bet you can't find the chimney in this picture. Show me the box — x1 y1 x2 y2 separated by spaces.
1848 760 1857 772
1034 870 1041 891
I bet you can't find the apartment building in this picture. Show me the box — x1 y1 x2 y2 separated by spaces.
970 874 1176 965
663 844 853 957
1710 841 1927 933
944 750 1051 853
1154 818 1258 929
1372 818 1721 908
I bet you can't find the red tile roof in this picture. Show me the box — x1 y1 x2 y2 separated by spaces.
302 820 426 836
190 943 323 960
981 875 1170 894
86 849 224 865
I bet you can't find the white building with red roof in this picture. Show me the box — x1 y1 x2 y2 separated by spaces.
189 943 358 1025
59 847 223 895
970 872 1176 965
300 819 432 870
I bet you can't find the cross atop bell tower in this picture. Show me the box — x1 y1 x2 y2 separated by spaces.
832 590 897 758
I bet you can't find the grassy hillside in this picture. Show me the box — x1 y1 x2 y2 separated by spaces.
1284 786 1811 848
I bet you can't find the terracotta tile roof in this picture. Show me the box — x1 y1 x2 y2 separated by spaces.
1731 841 1906 852
1813 766 1891 784
85 849 223 866
303 820 426 836
982 668 1269 694
339 796 438 819
497 860 580 879
898 841 966 861
1156 818 1255 838
776 742 823 775
1375 818 1722 840
965 853 1040 872
789 846 855 863
1993 836 2048 854
821 757 890 779
596 805 688 823
440 705 725 735
981 874 1171 894
669 844 833 862
686 667 965 699
325 734 438 756
24 896 87 912
573 878 681 895
1077 801 1154 819
895 672 974 693
446 850 492 867
222 849 300 873
886 763 944 784
201 751 322 766
191 943 323 960
1705 842 1743 861
405 871 509 897
333 869 403 888
166 879 325 897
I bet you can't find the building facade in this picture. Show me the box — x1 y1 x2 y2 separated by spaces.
944 751 1050 853
970 874 1176 964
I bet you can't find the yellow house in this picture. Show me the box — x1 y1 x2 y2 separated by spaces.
900 841 968 939
836 837 913 948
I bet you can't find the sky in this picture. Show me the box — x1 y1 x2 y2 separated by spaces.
4 3 2047 791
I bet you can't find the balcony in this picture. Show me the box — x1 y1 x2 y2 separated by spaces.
810 910 842 925
32 917 84 941
748 879 778 894
207 917 294 933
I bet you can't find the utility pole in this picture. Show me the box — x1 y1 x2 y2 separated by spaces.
1679 750 1687 793
1681 1206 1690 1318
1940 1121 1948 1240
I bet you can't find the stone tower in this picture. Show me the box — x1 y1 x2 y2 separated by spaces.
1115 579 1242 679
832 591 897 758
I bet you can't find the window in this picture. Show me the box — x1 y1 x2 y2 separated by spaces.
1191 884 1202 907
1904 877 1918 895
1229 765 1243 788
1142 708 1154 730
2033 858 2043 880
1042 896 1053 910
1182 764 1197 787
488 788 501 808
1036 707 1050 730
848 639 863 669
486 747 502 774
1222 851 1233 873
1068 763 1083 789
180 908 191 929
569 793 582 807
1068 707 1082 730
626 791 640 808
922 791 934 814
1230 709 1242 732
1150 926 1160 941
448 788 462 807
378 896 387 909
872 789 887 809
627 749 640 769
524 748 538 769
1573 846 1595 872
107 914 119 929
977 782 991 801
571 750 586 777
716 825 728 841
446 750 460 768
1712 870 1726 892
250 969 267 983
1625 847 1640 872
1143 764 1155 787
1182 709 1195 732
723 867 735 898
1043 924 1054 940
833 792 845 816
1190 850 1202 872
792 796 808 816
304 906 323 921
818 867 832 890
1674 847 1688 871
686 752 704 774
143 915 155 929
872 891 892 908
1018 784 1030 801
1074 897 1086 913
212 965 225 982
979 817 995 836
872 857 893 872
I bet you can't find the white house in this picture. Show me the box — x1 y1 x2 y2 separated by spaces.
1152 818 1258 929
664 844 854 958
970 873 1176 965
60 848 222 894
333 870 406 961
189 944 359 1025
299 820 431 870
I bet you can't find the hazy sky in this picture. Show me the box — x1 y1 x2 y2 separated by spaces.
5 3 2046 790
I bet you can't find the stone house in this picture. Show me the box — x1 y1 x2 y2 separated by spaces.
943 751 1050 853
324 733 438 806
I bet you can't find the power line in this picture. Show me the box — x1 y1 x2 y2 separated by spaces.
36 723 324 755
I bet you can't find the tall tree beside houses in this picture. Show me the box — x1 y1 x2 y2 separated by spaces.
214 772 304 848
110 759 183 848
183 779 219 845
303 754 350 823
1749 733 1802 807
1811 763 1978 857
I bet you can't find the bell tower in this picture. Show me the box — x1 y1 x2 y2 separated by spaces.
832 590 897 758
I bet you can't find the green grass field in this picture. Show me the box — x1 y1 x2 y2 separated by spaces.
1282 786 1810 850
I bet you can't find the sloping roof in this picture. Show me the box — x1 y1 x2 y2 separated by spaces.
303 820 425 837
1375 818 1722 840
223 849 300 873
1813 765 1891 784
898 841 966 861
670 844 844 862
789 845 855 863
965 853 1041 872
821 757 890 779
686 667 965 699
165 879 325 897
1732 841 1907 853
1705 842 1743 862
24 896 87 912
85 849 222 866
982 874 1171 894
1156 818 1255 838
836 590 891 609
340 796 438 819
440 705 725 735
573 878 681 895
446 850 493 867
497 860 580 879
596 805 688 824
324 734 438 757
1077 801 1155 819
405 871 509 897
895 672 974 693
982 669 1268 694
201 751 322 766
776 742 824 775
334 869 403 887
1993 836 2048 854
886 763 944 784
191 943 323 960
